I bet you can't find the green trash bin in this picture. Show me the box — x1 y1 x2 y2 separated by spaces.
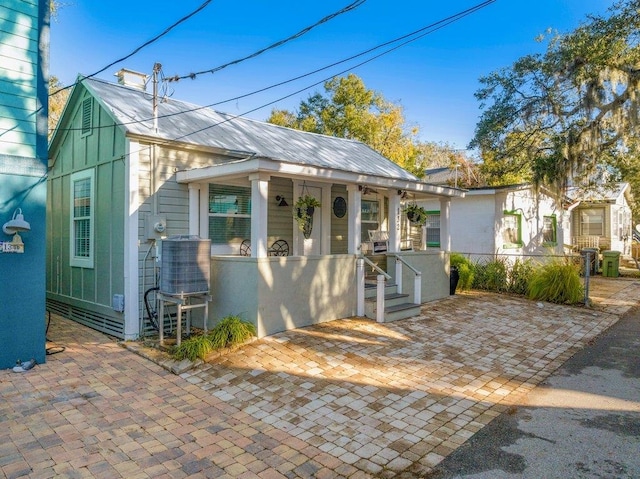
601 250 621 277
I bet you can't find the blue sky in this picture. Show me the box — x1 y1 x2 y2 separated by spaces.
50 0 612 151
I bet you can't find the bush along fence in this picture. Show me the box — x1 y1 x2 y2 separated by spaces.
450 252 600 306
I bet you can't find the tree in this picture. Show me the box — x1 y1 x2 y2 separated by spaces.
471 0 640 203
48 76 69 138
268 74 424 175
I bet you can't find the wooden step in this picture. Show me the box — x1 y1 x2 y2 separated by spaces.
383 302 422 322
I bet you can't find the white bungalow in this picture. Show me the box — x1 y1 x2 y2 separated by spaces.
47 73 463 340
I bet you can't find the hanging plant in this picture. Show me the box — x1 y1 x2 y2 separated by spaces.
405 203 428 225
293 194 321 238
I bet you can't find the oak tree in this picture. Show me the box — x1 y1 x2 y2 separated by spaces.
471 0 640 203
268 74 424 176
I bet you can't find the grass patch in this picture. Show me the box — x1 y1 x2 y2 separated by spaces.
209 315 256 350
172 334 214 362
171 314 257 361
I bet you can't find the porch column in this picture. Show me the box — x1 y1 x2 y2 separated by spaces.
347 184 362 254
388 192 401 253
250 173 270 258
199 186 209 238
440 197 451 251
123 140 140 340
188 183 200 236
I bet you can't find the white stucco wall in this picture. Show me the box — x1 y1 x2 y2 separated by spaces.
420 186 566 257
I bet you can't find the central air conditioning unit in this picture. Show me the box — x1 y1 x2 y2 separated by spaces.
159 235 211 295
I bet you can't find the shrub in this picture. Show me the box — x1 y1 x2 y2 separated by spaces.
508 258 535 295
527 260 584 304
208 315 257 350
450 253 474 290
473 257 509 292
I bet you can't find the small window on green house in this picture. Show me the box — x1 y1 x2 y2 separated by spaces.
425 211 440 247
543 215 557 245
70 169 95 268
208 184 251 244
502 211 522 249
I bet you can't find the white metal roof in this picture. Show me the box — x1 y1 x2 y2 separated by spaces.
84 77 419 182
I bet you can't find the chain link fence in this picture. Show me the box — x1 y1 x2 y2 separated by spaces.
450 251 596 305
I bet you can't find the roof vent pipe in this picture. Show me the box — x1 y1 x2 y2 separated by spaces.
114 68 148 91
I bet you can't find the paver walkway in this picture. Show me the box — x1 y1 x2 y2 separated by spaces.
1 277 638 478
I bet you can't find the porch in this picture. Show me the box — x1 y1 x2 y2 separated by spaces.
174 153 463 337
206 250 450 338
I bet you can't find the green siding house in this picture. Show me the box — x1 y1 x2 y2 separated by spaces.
47 74 463 340
0 1 49 368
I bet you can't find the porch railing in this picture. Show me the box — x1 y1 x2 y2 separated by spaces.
357 256 391 323
394 255 422 305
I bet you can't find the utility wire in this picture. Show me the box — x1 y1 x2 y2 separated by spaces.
173 0 496 141
165 0 366 82
50 0 214 97
52 0 496 134
59 0 494 163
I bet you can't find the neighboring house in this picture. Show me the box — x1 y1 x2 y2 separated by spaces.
567 182 633 256
0 1 49 368
47 74 463 340
421 169 567 257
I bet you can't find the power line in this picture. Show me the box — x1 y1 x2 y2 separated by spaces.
165 0 366 82
50 0 213 97
51 0 496 135
60 0 493 164
173 0 496 141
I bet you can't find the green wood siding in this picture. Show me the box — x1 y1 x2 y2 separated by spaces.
331 185 348 254
267 177 294 247
0 1 40 158
47 86 127 337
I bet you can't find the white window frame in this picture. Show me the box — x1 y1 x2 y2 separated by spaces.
361 198 380 244
70 169 95 268
208 184 252 248
542 215 557 245
425 211 441 247
580 208 604 237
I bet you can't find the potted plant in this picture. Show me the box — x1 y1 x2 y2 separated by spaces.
293 195 321 238
405 203 427 225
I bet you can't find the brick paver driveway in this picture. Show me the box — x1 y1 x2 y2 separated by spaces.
2 278 638 478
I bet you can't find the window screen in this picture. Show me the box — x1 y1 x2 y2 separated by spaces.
208 184 251 244
361 199 379 243
70 169 94 267
425 212 440 247
543 215 557 244
580 209 604 236
502 212 522 247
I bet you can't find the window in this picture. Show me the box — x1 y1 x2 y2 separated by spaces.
502 211 522 248
425 211 440 247
81 98 92 136
208 184 251 244
543 215 557 245
580 208 604 236
361 199 379 244
70 169 95 268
